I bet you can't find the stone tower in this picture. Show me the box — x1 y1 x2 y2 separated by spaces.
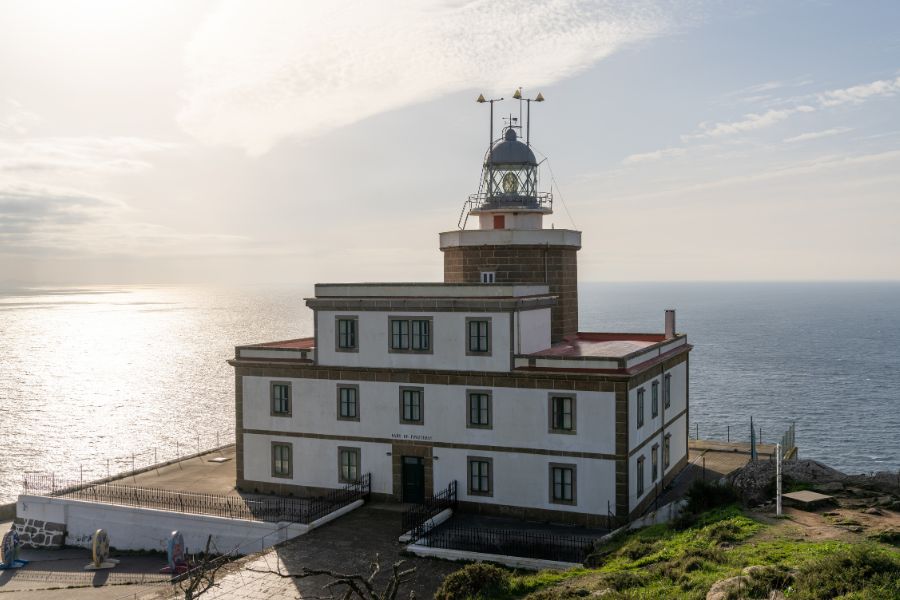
439 106 581 343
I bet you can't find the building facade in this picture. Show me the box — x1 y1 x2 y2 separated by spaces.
229 120 691 527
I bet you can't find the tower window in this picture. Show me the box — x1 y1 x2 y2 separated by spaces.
493 214 505 229
480 272 495 284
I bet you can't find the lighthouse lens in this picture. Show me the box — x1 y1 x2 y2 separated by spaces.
501 172 519 194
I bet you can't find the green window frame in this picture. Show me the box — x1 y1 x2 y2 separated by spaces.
271 442 292 478
549 395 576 433
400 387 423 424
338 447 361 483
637 388 645 428
467 391 492 428
637 456 645 496
467 457 492 496
466 318 490 354
390 319 409 350
336 317 358 351
389 317 432 353
550 463 576 505
337 385 359 421
411 319 430 351
270 381 291 416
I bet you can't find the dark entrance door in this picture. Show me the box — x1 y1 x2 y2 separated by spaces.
401 456 425 503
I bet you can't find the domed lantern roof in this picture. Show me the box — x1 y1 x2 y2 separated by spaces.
485 127 537 167
456 91 553 229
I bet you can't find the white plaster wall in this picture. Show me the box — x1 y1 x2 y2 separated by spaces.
664 361 688 419
628 377 661 452
476 213 544 230
628 433 661 512
624 337 687 369
433 448 615 515
515 308 551 354
628 361 688 453
628 413 688 512
239 348 309 360
517 357 620 370
242 377 617 456
662 413 688 480
316 311 512 372
17 495 305 554
243 433 393 496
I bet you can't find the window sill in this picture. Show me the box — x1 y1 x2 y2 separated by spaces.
468 490 493 498
548 428 577 435
550 499 577 506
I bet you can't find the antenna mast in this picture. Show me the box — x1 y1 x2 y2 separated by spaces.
476 93 504 197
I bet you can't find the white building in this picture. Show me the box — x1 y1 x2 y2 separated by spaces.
230 114 691 527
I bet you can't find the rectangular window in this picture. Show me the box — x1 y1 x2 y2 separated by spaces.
466 318 490 354
411 319 430 351
337 385 359 421
663 373 671 409
271 381 291 416
390 319 409 350
637 388 645 428
467 457 492 496
550 464 576 505
338 447 361 483
400 387 424 424
480 271 496 283
637 456 645 496
467 391 492 428
652 445 659 482
549 395 576 433
651 381 659 419
664 434 671 469
271 442 292 478
389 318 431 352
336 317 358 351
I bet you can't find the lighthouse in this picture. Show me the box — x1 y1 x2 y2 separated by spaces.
229 95 691 529
441 96 580 343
